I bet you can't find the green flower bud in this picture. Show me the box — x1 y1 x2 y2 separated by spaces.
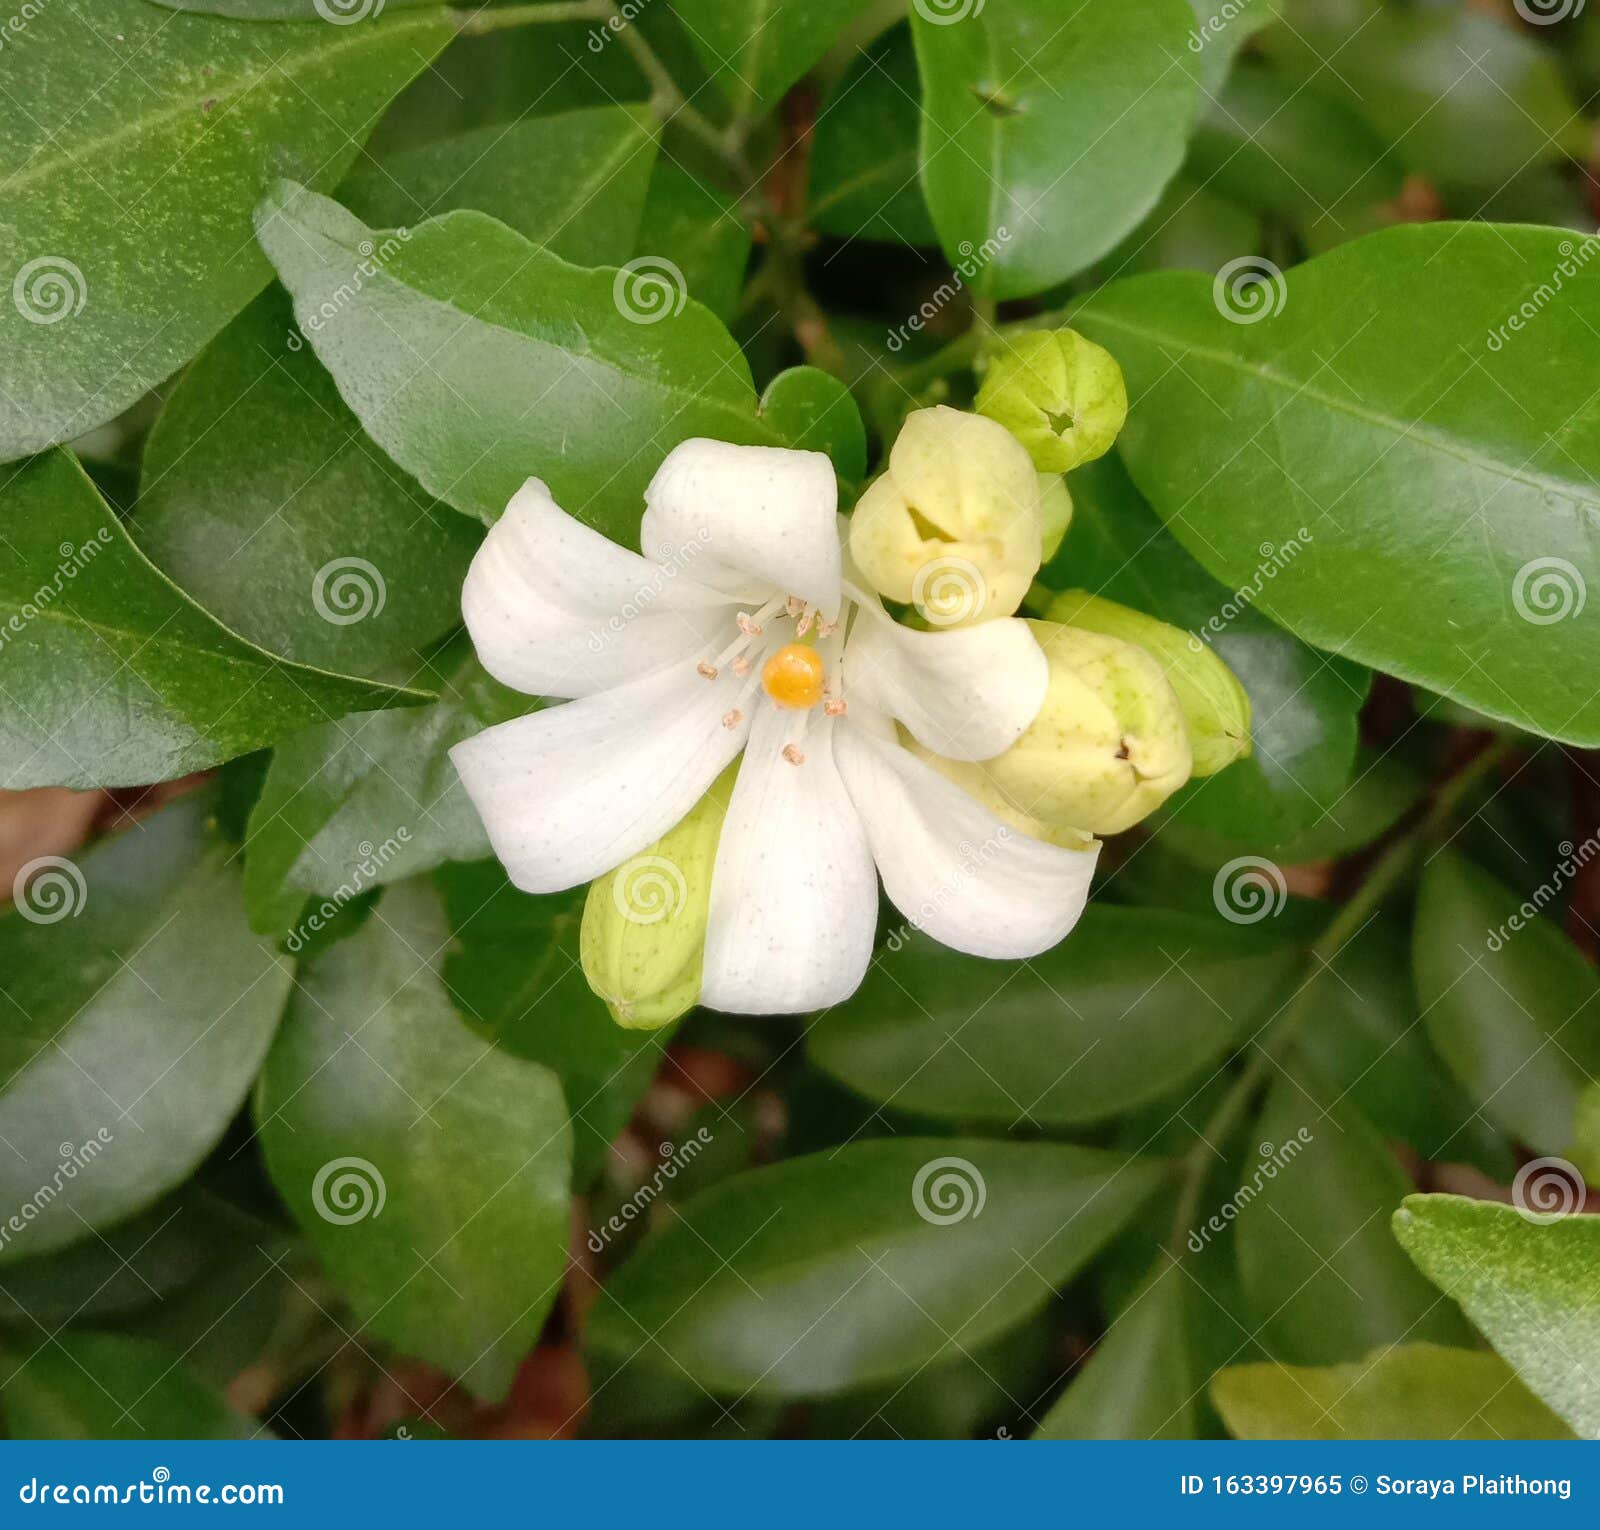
1038 473 1074 563
936 620 1191 838
581 766 735 1030
1047 591 1251 777
976 329 1129 473
849 406 1041 626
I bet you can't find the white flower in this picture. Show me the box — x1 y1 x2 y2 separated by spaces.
450 439 1099 1016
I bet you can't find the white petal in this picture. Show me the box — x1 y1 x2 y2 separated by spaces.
843 596 1048 762
449 662 753 894
642 439 842 619
463 477 733 699
835 726 1098 959
701 707 877 1015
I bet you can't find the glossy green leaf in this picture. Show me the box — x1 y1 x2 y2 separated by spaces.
589 1140 1167 1396
1187 59 1403 236
1049 455 1366 848
672 0 876 116
0 453 428 791
1298 921 1512 1180
437 862 670 1189
1185 0 1282 96
136 286 478 674
257 183 802 540
1075 223 1600 744
1088 178 1263 284
912 0 1199 298
340 106 659 264
809 25 938 247
634 163 753 324
0 1332 256 1441
243 639 533 940
0 0 451 461
1213 1343 1573 1441
1034 1261 1196 1440
1261 8 1587 193
759 367 868 485
1234 1074 1470 1364
1413 850 1600 1159
1394 1194 1600 1440
0 794 291 1265
256 879 571 1401
809 912 1299 1129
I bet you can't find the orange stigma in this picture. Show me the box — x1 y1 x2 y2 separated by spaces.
761 643 826 710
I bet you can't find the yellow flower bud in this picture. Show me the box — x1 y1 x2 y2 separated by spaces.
929 620 1191 838
580 766 735 1030
1047 591 1251 777
1039 473 1074 563
976 329 1129 473
848 406 1041 625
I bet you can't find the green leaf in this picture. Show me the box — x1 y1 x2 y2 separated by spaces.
0 1188 281 1329
1034 1261 1196 1439
257 879 571 1400
0 0 451 461
1394 1194 1600 1440
1298 921 1513 1180
1187 60 1404 235
257 183 797 540
809 25 938 247
1074 223 1600 745
912 0 1199 298
634 163 753 323
0 1332 256 1441
242 638 533 940
135 286 479 675
0 452 429 791
671 0 876 116
759 367 868 486
1213 1343 1574 1440
436 862 669 1190
151 0 436 12
1414 850 1600 1159
1261 8 1588 193
0 794 291 1265
590 1140 1167 1397
809 912 1300 1128
1087 177 1263 285
1053 454 1366 848
1185 0 1281 96
1234 1073 1471 1364
340 106 659 265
